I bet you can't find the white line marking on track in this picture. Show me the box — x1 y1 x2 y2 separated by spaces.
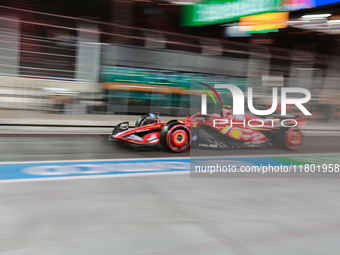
0 170 189 184
0 157 190 165
0 152 339 165
1 153 339 184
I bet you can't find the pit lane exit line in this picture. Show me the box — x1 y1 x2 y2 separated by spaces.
0 153 339 183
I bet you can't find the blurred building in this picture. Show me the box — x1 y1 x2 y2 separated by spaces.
0 0 339 120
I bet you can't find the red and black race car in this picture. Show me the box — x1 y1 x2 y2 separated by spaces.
109 109 306 153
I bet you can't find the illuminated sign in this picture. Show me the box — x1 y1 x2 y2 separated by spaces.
182 0 281 26
315 0 340 6
239 12 289 31
279 0 314 11
182 0 338 26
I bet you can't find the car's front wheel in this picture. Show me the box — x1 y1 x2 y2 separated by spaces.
160 122 191 152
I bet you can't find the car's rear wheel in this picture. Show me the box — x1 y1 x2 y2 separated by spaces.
135 113 159 127
278 127 305 150
160 122 191 152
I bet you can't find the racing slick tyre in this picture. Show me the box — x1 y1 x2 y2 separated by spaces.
278 126 305 150
160 122 191 153
135 113 159 127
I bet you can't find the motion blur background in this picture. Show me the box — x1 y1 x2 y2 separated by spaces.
0 0 340 120
1 1 340 255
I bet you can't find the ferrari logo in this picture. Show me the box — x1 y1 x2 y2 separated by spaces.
193 122 197 127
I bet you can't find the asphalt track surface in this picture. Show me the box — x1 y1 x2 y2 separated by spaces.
0 135 339 161
1 135 340 255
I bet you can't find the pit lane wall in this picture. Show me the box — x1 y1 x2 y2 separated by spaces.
0 76 100 111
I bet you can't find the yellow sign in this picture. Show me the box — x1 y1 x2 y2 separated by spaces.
240 12 289 31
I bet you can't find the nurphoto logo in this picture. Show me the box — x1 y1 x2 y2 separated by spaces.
199 83 311 128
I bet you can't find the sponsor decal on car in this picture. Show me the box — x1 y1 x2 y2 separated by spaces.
128 134 143 141
120 123 129 129
199 143 218 148
146 133 159 143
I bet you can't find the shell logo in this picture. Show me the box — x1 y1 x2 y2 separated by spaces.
231 128 242 139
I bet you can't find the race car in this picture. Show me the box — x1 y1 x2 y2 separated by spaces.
109 109 306 153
